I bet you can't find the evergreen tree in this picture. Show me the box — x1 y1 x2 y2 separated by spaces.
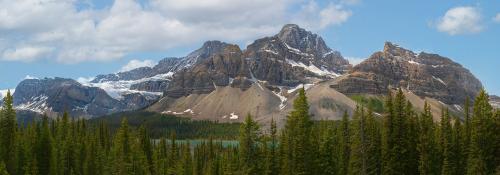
440 108 454 175
36 115 54 175
467 89 496 175
264 118 279 175
0 90 17 174
110 118 133 175
282 88 313 175
239 114 260 174
337 110 350 175
349 106 368 175
382 90 396 175
0 161 9 175
417 102 439 175
365 108 382 175
138 125 153 173
317 121 336 175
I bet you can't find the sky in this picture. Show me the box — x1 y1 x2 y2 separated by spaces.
0 0 499 95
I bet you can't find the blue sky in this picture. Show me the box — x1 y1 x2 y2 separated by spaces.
0 0 499 95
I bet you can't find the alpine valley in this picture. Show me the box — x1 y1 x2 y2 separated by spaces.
5 24 497 124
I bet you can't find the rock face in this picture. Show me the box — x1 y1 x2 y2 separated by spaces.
14 78 125 118
130 81 169 92
245 24 350 86
331 42 483 105
164 24 351 98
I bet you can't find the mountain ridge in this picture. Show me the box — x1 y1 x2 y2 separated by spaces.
8 24 491 121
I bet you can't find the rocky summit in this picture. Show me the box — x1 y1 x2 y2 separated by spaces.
331 42 483 106
9 24 491 121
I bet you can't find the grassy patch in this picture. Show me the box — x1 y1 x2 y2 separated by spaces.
349 95 384 113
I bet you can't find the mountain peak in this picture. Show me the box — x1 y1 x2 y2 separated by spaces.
276 24 331 56
383 42 415 57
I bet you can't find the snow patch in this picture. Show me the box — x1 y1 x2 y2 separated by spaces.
248 69 264 90
272 88 287 110
229 112 239 120
287 84 314 94
80 72 172 100
286 59 339 77
323 50 334 57
262 49 279 55
16 95 51 114
432 76 446 86
24 75 39 80
431 65 445 68
283 42 313 57
453 104 463 111
162 109 195 115
408 60 421 65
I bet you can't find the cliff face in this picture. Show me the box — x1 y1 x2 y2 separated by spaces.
331 42 483 105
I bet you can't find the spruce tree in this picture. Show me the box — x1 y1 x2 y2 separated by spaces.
37 115 54 175
264 118 279 175
282 88 313 175
239 114 260 174
337 110 350 175
417 102 439 175
0 90 17 174
467 89 496 175
440 108 453 175
349 106 368 175
365 107 382 175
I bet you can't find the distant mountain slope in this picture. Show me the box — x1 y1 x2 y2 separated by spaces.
331 42 483 106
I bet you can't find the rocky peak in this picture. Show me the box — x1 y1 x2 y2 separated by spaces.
333 42 483 105
383 42 416 58
187 40 229 58
277 24 331 56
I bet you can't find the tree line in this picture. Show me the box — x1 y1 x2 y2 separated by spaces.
0 88 498 175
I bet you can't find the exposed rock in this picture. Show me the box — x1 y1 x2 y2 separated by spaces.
331 42 483 105
165 43 252 98
130 80 169 92
244 24 351 86
14 78 126 118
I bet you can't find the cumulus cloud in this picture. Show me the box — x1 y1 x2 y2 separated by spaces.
119 59 156 72
0 0 354 63
293 1 352 30
1 46 53 62
494 13 500 23
437 6 483 35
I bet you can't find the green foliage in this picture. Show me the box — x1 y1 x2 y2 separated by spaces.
91 111 241 139
1 88 499 175
350 95 385 113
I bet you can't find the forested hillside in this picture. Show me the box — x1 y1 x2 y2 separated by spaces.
0 88 498 175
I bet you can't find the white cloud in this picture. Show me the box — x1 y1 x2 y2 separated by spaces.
119 59 156 72
0 0 354 63
437 6 483 35
345 57 365 66
494 13 500 23
293 1 352 30
1 46 53 62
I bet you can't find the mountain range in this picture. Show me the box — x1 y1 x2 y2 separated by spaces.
4 24 497 124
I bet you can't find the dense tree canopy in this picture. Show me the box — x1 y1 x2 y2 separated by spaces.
0 88 498 175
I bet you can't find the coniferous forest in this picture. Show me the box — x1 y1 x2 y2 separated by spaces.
0 88 499 175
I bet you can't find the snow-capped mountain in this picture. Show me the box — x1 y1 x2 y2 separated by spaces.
9 24 488 122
